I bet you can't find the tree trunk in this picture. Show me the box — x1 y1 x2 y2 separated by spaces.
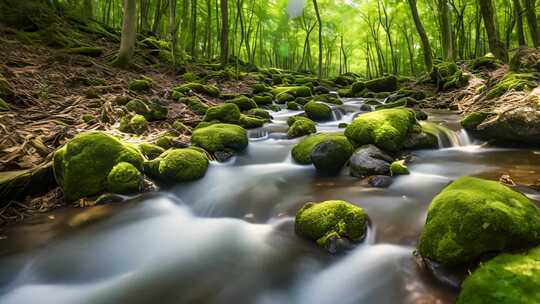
437 0 454 60
169 0 177 66
191 0 198 58
113 0 137 68
220 0 229 64
83 0 93 19
478 0 508 62
312 0 323 80
513 0 527 46
407 0 433 72
523 0 540 46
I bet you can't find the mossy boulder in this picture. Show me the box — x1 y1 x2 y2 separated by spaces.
486 73 537 99
125 99 168 121
253 95 273 106
119 114 148 135
276 92 295 104
389 160 409 176
430 61 468 91
287 101 300 110
460 112 495 130
457 246 540 304
295 200 368 250
239 114 265 129
311 140 353 175
179 96 208 115
128 79 152 92
252 83 271 94
203 103 241 124
225 96 257 111
364 75 398 93
418 177 540 266
174 82 220 97
138 143 165 160
292 133 353 165
246 108 272 120
144 148 209 183
345 108 419 152
271 86 312 98
351 81 366 95
53 131 144 201
191 123 248 153
470 53 502 72
287 118 316 139
106 162 142 194
304 101 332 121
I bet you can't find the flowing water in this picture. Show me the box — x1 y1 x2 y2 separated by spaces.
1 99 540 304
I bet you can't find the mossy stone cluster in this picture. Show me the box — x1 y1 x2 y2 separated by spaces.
179 96 208 115
239 114 265 129
345 108 419 152
287 117 316 139
291 132 353 164
304 101 332 121
125 99 168 121
225 95 257 111
138 143 165 160
365 75 398 92
191 123 248 153
53 131 144 201
431 61 468 90
253 95 273 106
203 103 241 124
144 148 209 183
457 246 540 304
128 79 152 92
173 82 220 97
485 73 537 99
418 177 540 266
295 200 368 248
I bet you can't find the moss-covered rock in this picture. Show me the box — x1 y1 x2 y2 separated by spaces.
246 108 272 120
304 101 332 121
295 200 368 249
364 75 398 93
351 81 366 95
128 79 152 92
486 73 537 99
239 114 265 129
389 160 409 176
337 87 353 97
174 82 220 97
125 99 168 121
457 246 540 304
155 135 176 149
138 143 165 160
375 97 417 110
292 133 353 164
470 53 502 72
287 118 316 139
252 83 271 94
311 140 353 175
418 177 540 266
253 95 273 106
287 101 300 110
126 99 149 115
203 103 241 124
395 88 427 100
225 95 257 111
460 112 495 130
106 162 142 194
0 98 10 112
276 92 295 104
430 61 468 91
53 131 144 201
271 86 312 98
345 108 418 152
119 114 148 135
172 120 188 132
179 96 208 115
144 148 209 183
191 123 248 153
334 74 358 86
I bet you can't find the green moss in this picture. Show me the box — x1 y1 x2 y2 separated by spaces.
396 89 426 100
119 114 148 135
145 148 209 183
239 114 265 129
138 143 165 160
253 95 273 106
390 160 409 176
461 112 495 130
180 96 208 115
457 246 540 304
470 53 502 72
364 75 398 92
203 103 241 123
225 96 257 111
287 101 300 110
294 97 309 105
0 98 10 112
171 90 185 100
81 114 94 123
53 131 144 201
106 162 142 194
486 73 537 99
304 101 332 121
246 108 272 120
271 86 312 98
128 79 152 92
418 177 540 266
172 120 188 132
334 74 358 86
337 87 353 97
126 99 149 115
252 83 271 94
430 61 468 90
287 118 316 139
295 200 368 248
287 115 311 126
182 72 199 82
344 108 418 152
155 135 176 149
173 82 220 97
191 123 248 153
276 92 295 104
351 81 366 94
66 47 104 57
291 132 353 164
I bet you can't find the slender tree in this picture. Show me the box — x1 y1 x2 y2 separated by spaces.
220 0 229 64
312 0 323 80
113 0 138 68
523 0 540 46
407 0 433 72
478 0 508 62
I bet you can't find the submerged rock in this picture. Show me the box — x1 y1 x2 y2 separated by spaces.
418 177 540 266
457 246 540 304
295 200 368 253
311 140 353 175
366 175 393 188
53 131 144 201
144 148 209 183
291 133 353 165
345 108 419 152
191 123 248 153
349 145 393 177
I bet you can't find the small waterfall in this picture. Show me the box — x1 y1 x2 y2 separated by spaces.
420 121 472 148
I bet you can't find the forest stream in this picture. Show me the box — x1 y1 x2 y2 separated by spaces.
1 97 539 304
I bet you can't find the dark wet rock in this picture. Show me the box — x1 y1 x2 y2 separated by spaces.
473 107 540 146
366 175 393 188
214 150 235 162
349 145 394 178
95 193 129 205
311 140 353 175
403 132 438 149
314 86 330 94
